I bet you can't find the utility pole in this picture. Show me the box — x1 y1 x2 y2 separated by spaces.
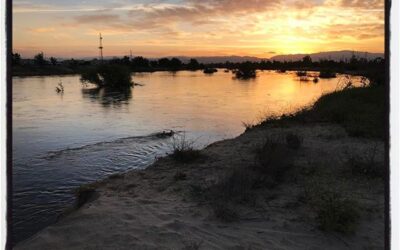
99 33 104 62
130 50 133 60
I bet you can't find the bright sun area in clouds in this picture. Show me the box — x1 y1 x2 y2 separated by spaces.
13 0 384 58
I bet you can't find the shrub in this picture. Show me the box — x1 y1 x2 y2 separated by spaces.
255 136 293 186
346 148 384 178
208 168 255 203
304 182 360 234
204 168 256 221
314 191 359 233
242 121 256 131
170 134 202 163
277 86 384 139
80 64 133 89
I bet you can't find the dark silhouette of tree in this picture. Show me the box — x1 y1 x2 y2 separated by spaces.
81 64 133 89
131 56 150 69
50 57 58 66
34 52 46 66
170 58 182 70
150 60 158 68
12 53 21 65
234 61 256 79
122 56 130 65
302 55 312 65
187 58 200 70
157 58 171 68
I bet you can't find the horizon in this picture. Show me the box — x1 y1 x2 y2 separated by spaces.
13 0 384 58
14 50 385 61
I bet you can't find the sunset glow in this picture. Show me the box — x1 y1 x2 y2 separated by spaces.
13 0 385 58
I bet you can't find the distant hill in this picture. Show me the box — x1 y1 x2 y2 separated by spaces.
162 56 265 64
68 50 384 63
269 50 384 62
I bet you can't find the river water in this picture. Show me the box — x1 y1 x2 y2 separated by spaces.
12 70 362 243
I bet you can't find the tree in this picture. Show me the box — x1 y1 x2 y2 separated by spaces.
302 55 312 65
34 52 46 66
170 58 182 70
12 53 21 66
80 64 133 89
158 58 171 68
50 57 58 66
131 56 150 68
187 58 200 70
234 62 256 79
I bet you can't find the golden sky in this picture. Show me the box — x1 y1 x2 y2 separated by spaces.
13 0 385 58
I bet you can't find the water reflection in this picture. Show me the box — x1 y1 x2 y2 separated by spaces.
81 87 132 108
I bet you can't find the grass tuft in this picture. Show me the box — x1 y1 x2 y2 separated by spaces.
345 148 384 179
170 134 202 163
304 181 360 234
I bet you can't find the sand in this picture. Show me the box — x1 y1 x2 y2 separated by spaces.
15 123 385 250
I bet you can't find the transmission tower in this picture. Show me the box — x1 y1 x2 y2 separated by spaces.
99 33 104 61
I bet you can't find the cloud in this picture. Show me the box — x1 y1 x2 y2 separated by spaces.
29 27 56 33
75 14 122 24
13 0 385 57
326 0 384 10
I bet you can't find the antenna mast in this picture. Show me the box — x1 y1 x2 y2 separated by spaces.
99 33 104 61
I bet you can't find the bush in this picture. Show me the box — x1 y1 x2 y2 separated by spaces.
346 149 384 178
255 136 293 186
80 64 133 89
276 86 385 139
315 191 360 233
204 168 256 221
170 135 202 163
304 182 360 234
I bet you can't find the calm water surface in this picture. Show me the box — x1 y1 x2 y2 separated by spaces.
12 70 362 242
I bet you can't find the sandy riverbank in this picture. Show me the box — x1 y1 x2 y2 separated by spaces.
15 119 384 249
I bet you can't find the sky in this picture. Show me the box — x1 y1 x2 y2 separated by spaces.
12 0 385 58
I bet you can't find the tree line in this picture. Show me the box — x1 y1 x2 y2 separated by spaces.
12 52 385 85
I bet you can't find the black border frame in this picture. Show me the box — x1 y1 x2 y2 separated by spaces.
6 0 12 248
